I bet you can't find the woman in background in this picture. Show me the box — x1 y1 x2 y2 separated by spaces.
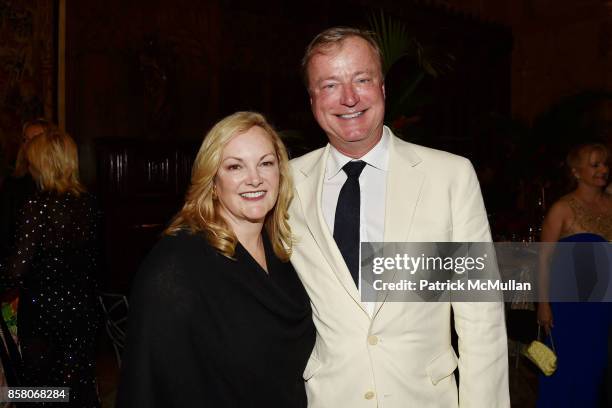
0 128 101 407
537 143 612 407
117 112 314 407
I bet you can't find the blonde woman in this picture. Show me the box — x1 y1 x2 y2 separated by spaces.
117 112 314 408
537 143 612 407
0 129 101 407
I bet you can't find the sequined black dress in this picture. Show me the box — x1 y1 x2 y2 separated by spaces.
0 191 101 407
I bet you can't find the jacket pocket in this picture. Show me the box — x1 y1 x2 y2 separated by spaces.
303 354 322 381
426 348 458 385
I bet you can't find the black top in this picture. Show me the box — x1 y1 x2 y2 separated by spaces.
0 191 101 407
0 174 37 256
117 231 315 408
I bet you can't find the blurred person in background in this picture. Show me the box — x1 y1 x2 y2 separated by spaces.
0 118 52 388
0 118 51 256
0 128 101 407
537 143 612 407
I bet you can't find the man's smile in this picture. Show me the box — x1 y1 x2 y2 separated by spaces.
336 110 366 119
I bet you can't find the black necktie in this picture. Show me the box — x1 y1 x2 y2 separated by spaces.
334 160 367 286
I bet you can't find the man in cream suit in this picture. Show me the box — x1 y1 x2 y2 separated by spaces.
289 27 510 407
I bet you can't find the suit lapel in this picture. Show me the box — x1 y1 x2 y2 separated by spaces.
383 135 425 242
295 146 369 316
373 132 426 318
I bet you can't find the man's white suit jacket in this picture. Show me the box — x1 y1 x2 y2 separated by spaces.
289 129 510 408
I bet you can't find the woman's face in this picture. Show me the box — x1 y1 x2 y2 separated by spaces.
573 149 609 188
214 126 280 230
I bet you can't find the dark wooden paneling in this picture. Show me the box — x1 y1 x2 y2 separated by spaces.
95 138 197 291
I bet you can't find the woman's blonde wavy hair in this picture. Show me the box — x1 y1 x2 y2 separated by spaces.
165 111 293 262
24 128 85 195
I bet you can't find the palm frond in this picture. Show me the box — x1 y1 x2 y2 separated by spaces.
367 10 414 75
368 10 453 78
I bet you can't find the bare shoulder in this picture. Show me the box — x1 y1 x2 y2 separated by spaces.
548 195 574 217
602 191 612 207
539 196 575 241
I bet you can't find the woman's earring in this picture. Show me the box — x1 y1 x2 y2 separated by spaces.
212 185 218 200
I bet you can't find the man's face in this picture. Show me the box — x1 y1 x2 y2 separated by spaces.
23 124 45 144
307 36 385 158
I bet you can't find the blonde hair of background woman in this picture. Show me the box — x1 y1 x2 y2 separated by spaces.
24 128 85 195
566 142 609 189
166 111 293 262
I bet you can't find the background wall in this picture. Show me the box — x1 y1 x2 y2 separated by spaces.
64 0 512 185
428 0 612 123
0 0 55 179
59 0 514 289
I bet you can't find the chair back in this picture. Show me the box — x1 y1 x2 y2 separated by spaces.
97 292 129 367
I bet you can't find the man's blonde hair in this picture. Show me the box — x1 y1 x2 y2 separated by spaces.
166 111 293 261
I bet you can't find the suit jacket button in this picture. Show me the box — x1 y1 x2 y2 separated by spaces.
364 391 375 400
368 335 378 345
